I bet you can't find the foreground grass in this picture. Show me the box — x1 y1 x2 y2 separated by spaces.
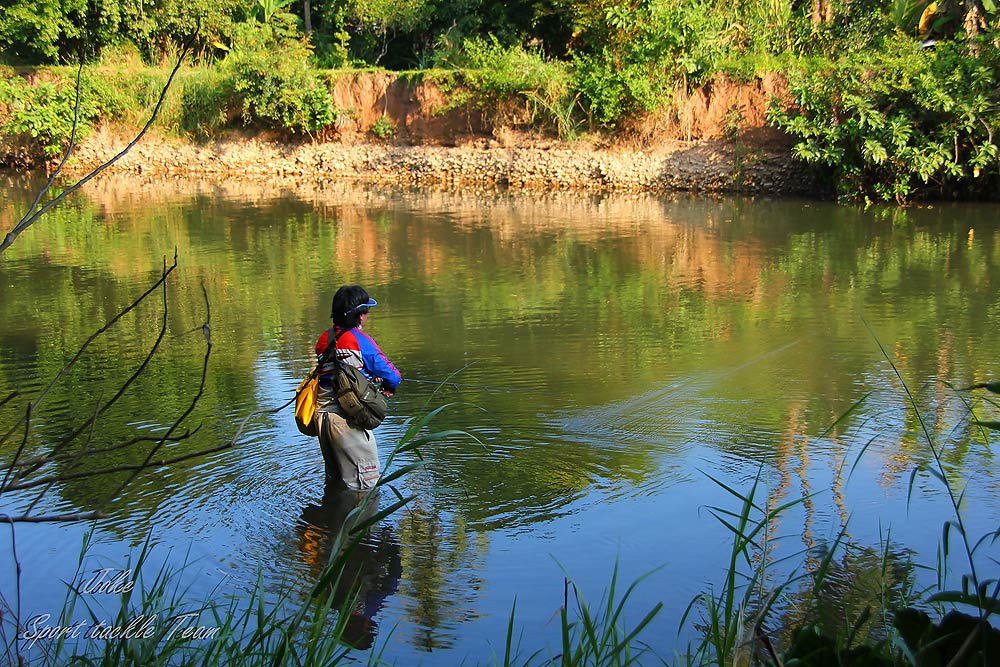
3 381 998 666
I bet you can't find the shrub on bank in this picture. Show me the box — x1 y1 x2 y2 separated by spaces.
178 68 236 139
224 39 336 137
571 0 725 128
0 42 339 165
448 38 579 140
0 72 100 164
769 36 1000 203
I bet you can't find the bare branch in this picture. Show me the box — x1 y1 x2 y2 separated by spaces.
4 442 235 494
226 394 297 449
0 256 177 454
8 432 196 471
0 24 276 529
24 389 104 517
0 31 197 255
2 517 23 661
0 391 18 409
0 403 32 497
0 259 230 513
1 255 178 492
110 282 213 499
1 512 106 524
20 59 85 224
46 256 173 461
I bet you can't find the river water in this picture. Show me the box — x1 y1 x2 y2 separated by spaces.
1 173 998 663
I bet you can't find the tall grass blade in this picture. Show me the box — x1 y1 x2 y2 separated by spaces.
700 469 766 513
810 525 850 599
907 467 921 506
848 433 880 480
503 597 517 667
609 602 663 658
820 390 874 438
864 319 987 615
974 420 1000 432
373 462 423 486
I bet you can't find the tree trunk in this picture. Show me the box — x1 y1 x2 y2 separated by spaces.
963 0 987 38
811 0 833 24
304 0 313 33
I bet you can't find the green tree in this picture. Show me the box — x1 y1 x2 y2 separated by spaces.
127 0 258 64
313 0 431 66
0 0 89 62
568 0 724 126
225 37 335 135
0 0 260 64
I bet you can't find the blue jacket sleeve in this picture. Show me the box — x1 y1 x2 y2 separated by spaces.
356 330 402 392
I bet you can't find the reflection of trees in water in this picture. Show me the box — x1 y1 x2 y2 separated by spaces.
771 541 918 647
395 498 490 651
296 484 403 650
745 369 998 653
3 175 999 563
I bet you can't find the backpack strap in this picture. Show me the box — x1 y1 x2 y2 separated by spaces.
310 327 347 381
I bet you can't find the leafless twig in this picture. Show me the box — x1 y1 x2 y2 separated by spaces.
11 432 196 471
20 58 85 224
0 31 197 255
0 30 225 525
0 519 24 665
0 253 223 516
109 283 213 500
0 26 271 667
0 255 179 489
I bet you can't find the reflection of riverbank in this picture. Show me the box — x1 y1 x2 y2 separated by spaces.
56 129 816 196
3 172 1000 665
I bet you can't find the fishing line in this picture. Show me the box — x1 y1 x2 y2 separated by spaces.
404 377 535 393
585 335 809 424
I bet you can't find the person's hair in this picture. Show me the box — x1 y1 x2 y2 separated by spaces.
331 285 370 328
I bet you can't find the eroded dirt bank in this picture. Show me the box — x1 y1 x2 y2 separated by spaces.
58 72 819 196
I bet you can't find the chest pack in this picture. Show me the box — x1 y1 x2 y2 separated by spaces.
328 328 388 430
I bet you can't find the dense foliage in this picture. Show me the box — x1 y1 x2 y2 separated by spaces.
1 0 998 200
770 36 1000 202
225 39 335 136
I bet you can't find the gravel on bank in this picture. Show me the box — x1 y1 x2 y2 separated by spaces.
61 131 819 196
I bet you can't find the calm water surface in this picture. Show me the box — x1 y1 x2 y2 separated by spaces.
1 173 999 662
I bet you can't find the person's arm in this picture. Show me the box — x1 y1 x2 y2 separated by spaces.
355 330 402 393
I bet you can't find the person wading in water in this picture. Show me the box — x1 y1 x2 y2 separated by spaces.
314 285 402 491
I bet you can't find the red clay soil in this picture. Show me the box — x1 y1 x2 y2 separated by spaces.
32 71 818 196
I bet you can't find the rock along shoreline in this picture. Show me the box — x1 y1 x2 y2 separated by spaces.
60 130 820 197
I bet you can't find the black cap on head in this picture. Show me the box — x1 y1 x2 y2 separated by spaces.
332 285 377 327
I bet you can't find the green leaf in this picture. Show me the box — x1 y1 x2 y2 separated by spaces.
927 591 1000 613
863 139 888 164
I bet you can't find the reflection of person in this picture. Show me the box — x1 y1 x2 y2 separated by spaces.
314 285 402 490
298 482 403 650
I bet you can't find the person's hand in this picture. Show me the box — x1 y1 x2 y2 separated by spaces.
383 390 394 397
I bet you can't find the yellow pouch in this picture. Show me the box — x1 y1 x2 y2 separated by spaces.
294 374 320 436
